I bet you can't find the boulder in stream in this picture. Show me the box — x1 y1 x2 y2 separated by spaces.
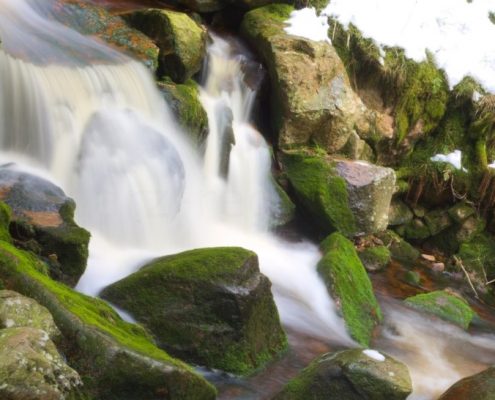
101 247 288 375
438 366 495 400
274 348 412 400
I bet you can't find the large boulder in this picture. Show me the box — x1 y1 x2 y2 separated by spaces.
275 349 412 400
0 327 81 400
0 290 60 340
318 233 382 346
438 367 495 400
404 290 477 329
53 0 159 70
240 5 370 153
123 9 207 82
282 150 395 237
0 168 90 286
101 247 287 375
0 240 216 400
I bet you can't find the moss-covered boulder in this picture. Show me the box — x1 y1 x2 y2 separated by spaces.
438 367 495 400
0 169 90 287
274 349 412 400
54 0 159 70
240 5 370 153
388 199 413 226
124 9 206 82
0 241 216 400
404 290 476 329
359 246 391 272
318 233 382 346
101 247 287 375
457 233 495 291
376 230 420 265
158 78 208 145
0 290 60 340
0 327 82 400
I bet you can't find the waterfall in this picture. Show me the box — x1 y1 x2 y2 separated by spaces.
0 0 353 344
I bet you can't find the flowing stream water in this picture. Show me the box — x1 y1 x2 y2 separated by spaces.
2 1 495 399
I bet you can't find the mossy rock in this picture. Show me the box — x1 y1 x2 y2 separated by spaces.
281 150 356 236
359 246 391 272
404 290 476 329
274 349 412 400
158 78 208 145
448 202 476 224
438 367 495 400
0 241 216 400
457 233 495 288
0 327 82 399
375 230 420 265
124 9 206 82
318 233 382 346
241 5 370 153
54 0 159 70
388 199 413 227
101 247 287 375
404 218 431 241
424 209 453 236
0 169 90 287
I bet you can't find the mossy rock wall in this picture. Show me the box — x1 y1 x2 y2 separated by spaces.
318 233 382 346
101 247 287 375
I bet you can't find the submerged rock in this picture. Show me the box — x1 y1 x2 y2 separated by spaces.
123 9 206 82
404 290 477 329
275 349 412 400
0 290 60 340
318 233 382 346
0 239 216 400
438 366 495 400
0 327 81 400
0 169 90 287
101 247 287 375
240 5 370 154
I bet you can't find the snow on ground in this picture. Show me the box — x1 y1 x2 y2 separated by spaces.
431 150 465 171
284 7 331 42
323 0 495 92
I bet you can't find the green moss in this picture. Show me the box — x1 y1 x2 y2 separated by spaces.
0 241 216 399
457 233 495 281
359 246 391 272
405 291 476 329
376 230 420 265
282 150 356 236
158 78 208 145
318 233 382 346
0 202 11 243
102 247 287 376
241 4 293 40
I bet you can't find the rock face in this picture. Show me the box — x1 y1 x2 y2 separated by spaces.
0 168 90 286
404 290 476 329
0 327 81 400
438 367 495 400
240 5 370 153
0 290 60 340
336 160 396 235
0 235 216 399
53 0 159 70
318 233 382 346
275 349 412 400
124 9 206 82
101 247 287 375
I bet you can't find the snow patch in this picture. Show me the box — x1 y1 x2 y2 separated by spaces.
363 349 386 362
324 0 495 92
284 8 331 43
430 150 464 171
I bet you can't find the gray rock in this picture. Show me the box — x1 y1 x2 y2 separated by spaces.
388 199 413 226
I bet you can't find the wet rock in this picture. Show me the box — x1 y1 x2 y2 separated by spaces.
0 168 90 286
404 290 476 329
376 230 420 265
54 0 159 70
0 239 216 400
424 209 452 236
432 262 445 272
270 179 296 228
123 9 206 82
359 246 391 272
275 348 412 400
0 290 60 340
335 160 396 235
158 79 209 145
318 233 382 346
404 271 421 286
101 247 287 375
388 199 413 227
404 218 431 240
438 366 495 400
0 327 81 400
240 5 371 154
448 202 476 224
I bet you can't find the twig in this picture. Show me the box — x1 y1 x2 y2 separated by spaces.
454 255 479 299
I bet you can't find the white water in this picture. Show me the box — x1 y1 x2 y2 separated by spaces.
0 0 352 344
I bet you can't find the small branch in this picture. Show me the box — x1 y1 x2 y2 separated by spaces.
454 256 479 299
